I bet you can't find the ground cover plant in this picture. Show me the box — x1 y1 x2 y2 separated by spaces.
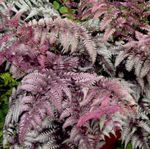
0 0 150 149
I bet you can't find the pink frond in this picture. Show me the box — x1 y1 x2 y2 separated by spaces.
103 28 116 41
77 105 120 127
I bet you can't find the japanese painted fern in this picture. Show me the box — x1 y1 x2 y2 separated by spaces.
0 0 150 149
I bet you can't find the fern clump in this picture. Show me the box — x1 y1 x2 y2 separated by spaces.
0 0 150 149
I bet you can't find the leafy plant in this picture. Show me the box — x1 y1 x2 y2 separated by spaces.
0 72 18 147
0 0 150 149
78 0 150 41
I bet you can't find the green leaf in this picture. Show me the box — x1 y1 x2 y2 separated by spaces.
126 143 132 149
0 73 18 86
53 1 60 10
60 6 68 14
72 9 76 14
0 73 18 148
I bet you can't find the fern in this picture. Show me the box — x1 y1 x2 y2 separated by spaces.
0 0 59 21
1 0 150 149
121 110 150 149
28 17 97 63
59 77 136 148
61 98 92 148
0 16 97 66
3 51 99 147
115 32 150 89
79 0 150 40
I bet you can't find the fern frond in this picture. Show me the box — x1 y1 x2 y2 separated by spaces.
115 35 150 88
79 0 150 40
28 17 97 63
77 105 121 127
121 111 150 149
1 0 59 22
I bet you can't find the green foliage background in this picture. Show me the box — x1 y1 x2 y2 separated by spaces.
0 72 18 146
